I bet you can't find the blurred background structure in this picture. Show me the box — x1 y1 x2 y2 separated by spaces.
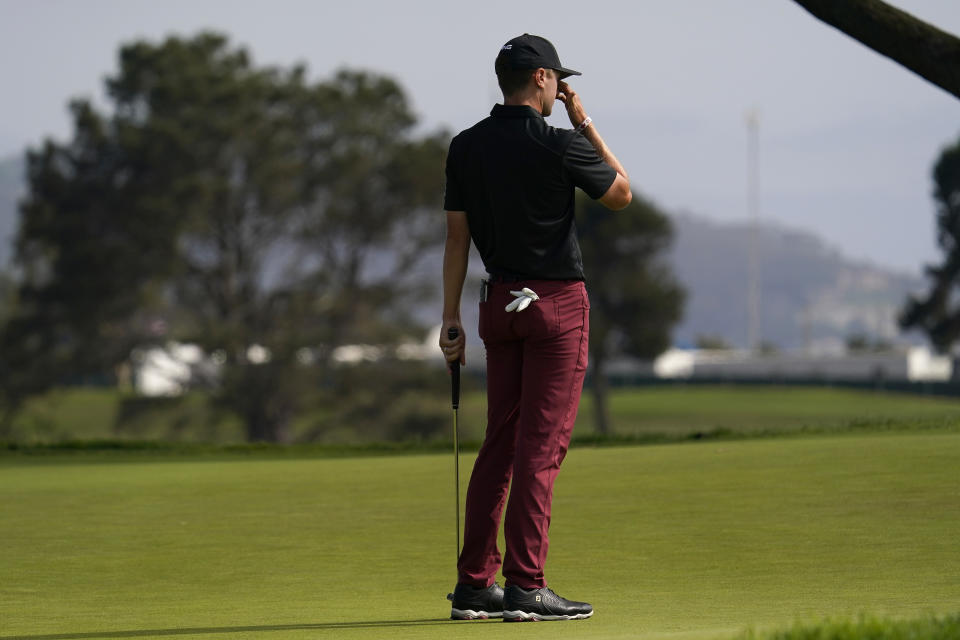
1 0 959 444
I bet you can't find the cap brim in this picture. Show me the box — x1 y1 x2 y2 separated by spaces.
556 67 581 79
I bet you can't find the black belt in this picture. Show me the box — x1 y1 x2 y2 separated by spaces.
487 273 528 283
486 274 583 284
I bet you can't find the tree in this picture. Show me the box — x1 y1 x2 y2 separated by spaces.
0 33 446 441
577 191 685 435
845 332 893 353
0 270 14 329
696 335 732 350
899 134 960 350
790 0 960 100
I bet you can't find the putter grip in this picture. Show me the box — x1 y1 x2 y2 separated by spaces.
447 327 460 410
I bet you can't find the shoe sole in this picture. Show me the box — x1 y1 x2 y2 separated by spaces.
450 608 504 620
502 609 593 622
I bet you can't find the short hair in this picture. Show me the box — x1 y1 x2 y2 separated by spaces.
495 60 553 97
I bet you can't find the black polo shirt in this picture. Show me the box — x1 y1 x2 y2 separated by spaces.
444 104 617 281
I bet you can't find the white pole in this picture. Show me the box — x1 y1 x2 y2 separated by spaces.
746 110 761 352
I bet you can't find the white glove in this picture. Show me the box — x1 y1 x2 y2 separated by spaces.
505 287 540 312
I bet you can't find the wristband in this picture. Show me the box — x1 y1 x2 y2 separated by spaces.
575 116 592 133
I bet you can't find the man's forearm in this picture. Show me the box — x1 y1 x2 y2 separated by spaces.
556 79 628 182
442 215 471 323
582 124 628 181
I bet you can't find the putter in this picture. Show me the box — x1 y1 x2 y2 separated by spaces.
447 326 461 565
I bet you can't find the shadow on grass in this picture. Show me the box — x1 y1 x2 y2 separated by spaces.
0 618 479 640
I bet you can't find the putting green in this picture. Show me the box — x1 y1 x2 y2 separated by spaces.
1 431 958 639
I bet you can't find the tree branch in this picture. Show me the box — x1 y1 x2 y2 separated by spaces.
791 0 960 100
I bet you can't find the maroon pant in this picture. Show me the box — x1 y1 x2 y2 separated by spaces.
457 279 589 589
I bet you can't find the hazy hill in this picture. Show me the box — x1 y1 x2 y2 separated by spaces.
0 154 929 350
668 212 925 350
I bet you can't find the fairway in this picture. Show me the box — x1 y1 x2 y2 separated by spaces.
8 385 960 446
2 431 959 640
450 385 960 446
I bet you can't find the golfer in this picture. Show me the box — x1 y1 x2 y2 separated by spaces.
439 34 631 622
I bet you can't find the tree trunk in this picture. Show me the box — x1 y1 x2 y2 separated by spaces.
244 403 291 443
790 0 960 100
225 362 294 443
590 348 612 436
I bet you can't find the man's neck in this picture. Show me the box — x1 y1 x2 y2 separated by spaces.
503 94 542 114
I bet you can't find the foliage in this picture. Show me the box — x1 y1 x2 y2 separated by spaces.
696 334 732 350
294 359 455 444
899 133 960 350
0 269 14 326
845 332 892 353
576 190 685 433
758 340 779 354
0 33 447 441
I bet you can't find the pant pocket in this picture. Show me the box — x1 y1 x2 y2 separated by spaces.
478 300 490 341
529 299 560 337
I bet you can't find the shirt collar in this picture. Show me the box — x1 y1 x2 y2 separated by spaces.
491 104 543 120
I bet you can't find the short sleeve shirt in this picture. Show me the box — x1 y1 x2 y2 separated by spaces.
444 104 617 281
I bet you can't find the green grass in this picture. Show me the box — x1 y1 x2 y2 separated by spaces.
8 385 960 447
573 385 960 435
457 385 960 443
4 389 247 445
2 431 959 639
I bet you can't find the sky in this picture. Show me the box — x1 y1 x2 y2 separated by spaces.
2 0 959 274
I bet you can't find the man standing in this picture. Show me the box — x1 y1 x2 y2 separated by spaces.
440 34 631 622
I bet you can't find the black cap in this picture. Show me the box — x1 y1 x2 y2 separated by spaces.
495 34 581 79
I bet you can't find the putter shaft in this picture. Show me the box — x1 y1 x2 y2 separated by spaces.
453 407 460 562
447 327 462 566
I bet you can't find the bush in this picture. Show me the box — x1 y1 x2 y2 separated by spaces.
295 359 460 444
